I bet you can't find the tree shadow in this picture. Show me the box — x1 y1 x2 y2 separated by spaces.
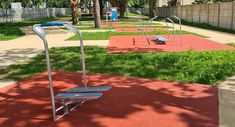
0 71 218 127
0 48 42 69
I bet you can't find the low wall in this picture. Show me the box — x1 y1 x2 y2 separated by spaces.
0 8 71 22
131 2 235 30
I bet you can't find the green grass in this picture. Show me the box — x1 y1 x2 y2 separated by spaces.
0 18 56 41
73 25 169 31
226 42 235 47
168 19 235 35
127 13 150 19
67 30 207 40
1 46 235 85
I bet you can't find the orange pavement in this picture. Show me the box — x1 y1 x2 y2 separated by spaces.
109 35 235 53
0 71 218 127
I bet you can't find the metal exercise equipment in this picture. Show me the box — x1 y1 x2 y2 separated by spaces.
33 22 111 121
164 17 175 42
155 15 183 45
148 15 159 39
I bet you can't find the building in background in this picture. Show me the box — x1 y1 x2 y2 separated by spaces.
157 0 195 7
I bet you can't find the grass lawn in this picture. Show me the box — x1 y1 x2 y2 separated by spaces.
226 42 235 47
1 46 235 85
0 18 55 41
127 13 150 19
163 19 235 35
67 30 207 40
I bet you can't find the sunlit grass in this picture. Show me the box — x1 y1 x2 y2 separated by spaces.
1 46 235 85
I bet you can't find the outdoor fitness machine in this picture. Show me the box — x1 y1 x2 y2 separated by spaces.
148 15 159 39
33 22 111 121
154 15 182 45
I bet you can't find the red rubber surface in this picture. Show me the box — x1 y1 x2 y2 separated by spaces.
0 71 218 127
109 35 235 53
101 22 134 27
115 28 166 32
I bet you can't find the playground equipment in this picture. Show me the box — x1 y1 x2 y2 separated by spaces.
33 22 111 121
148 15 159 39
155 15 182 45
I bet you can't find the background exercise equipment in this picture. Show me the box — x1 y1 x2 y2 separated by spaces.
154 15 182 45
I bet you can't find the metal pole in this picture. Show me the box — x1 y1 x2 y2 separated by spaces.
171 15 182 45
42 38 56 121
165 18 175 41
77 30 87 87
164 20 170 39
149 16 158 39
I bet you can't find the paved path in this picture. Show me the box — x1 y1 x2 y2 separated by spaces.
158 21 235 44
0 32 108 69
219 75 235 127
0 31 109 87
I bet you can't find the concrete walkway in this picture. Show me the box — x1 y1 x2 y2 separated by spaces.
219 75 235 127
0 32 108 69
157 21 235 44
0 32 109 88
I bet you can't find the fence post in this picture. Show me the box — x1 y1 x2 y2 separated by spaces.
207 4 210 24
191 5 193 22
199 4 201 23
181 5 183 19
218 3 221 28
186 6 188 20
231 1 235 30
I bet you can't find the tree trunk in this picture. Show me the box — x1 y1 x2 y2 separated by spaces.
148 0 156 18
99 0 104 17
93 0 101 28
68 0 79 24
119 0 127 19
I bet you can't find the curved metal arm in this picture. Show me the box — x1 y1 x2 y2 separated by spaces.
149 15 158 39
165 18 175 41
33 22 87 121
170 15 182 45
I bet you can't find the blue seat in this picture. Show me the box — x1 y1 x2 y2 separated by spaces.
67 86 112 93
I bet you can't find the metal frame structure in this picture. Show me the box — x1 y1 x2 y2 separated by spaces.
149 15 159 39
153 15 183 45
165 17 175 42
33 22 111 121
169 15 183 45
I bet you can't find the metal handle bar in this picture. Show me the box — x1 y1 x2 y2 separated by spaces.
33 22 87 121
169 15 182 45
165 18 175 41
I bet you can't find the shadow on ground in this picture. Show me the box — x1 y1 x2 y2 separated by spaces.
0 48 42 69
0 71 218 127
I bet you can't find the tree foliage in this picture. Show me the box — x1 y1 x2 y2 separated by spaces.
47 0 69 8
0 0 44 8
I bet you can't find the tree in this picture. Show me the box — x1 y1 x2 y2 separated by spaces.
68 0 80 24
93 0 101 28
47 0 69 7
0 0 12 8
119 0 127 19
148 0 156 18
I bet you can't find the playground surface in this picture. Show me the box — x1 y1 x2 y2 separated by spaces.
0 71 218 127
115 28 166 32
109 35 235 53
101 22 134 27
